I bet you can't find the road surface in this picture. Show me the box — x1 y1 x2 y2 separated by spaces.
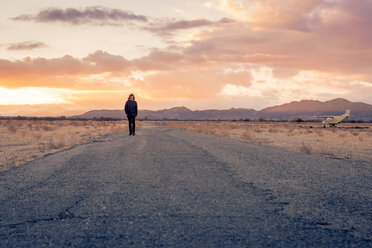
0 124 371 247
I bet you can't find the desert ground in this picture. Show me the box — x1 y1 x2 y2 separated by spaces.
1 124 370 246
162 121 372 162
1 120 371 173
0 120 131 172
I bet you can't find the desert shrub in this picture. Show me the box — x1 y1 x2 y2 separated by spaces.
55 137 66 148
253 128 262 133
71 121 81 127
38 144 46 152
21 130 27 138
318 145 335 156
299 142 312 154
295 118 304 122
41 125 53 131
287 126 295 133
7 122 17 133
26 122 33 130
47 139 56 150
338 133 346 138
33 124 40 131
350 130 359 136
367 130 372 137
268 128 279 133
46 137 65 150
217 129 229 137
32 132 42 142
315 129 323 137
55 121 66 127
241 130 254 141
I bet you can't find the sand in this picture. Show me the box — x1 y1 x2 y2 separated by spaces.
0 120 132 172
162 121 372 162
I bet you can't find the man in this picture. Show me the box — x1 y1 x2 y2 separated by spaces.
124 94 138 136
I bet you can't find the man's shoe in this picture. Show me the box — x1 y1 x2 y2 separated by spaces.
129 133 132 136
132 133 135 136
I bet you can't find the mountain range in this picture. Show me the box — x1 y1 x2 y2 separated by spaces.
72 98 372 121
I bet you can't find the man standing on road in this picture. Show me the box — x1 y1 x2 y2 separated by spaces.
124 93 138 136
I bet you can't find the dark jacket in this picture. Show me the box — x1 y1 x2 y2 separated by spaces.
125 100 138 117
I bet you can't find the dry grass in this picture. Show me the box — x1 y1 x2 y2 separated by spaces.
163 121 372 161
0 120 132 172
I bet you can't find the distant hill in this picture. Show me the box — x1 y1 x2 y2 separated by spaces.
260 98 372 120
73 107 259 120
71 98 372 121
0 104 83 117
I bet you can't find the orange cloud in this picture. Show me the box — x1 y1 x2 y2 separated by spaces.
205 0 325 30
1 0 372 109
0 51 132 89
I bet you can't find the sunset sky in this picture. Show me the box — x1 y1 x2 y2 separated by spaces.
1 0 372 116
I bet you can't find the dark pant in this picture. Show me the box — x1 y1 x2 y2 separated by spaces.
127 116 135 134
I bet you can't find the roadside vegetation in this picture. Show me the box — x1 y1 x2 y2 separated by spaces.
162 121 372 161
0 120 129 172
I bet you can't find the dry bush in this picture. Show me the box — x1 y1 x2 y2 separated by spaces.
299 142 312 154
318 145 335 156
46 139 56 150
7 122 17 133
71 121 82 127
55 136 66 149
55 121 66 127
253 128 262 133
367 130 372 137
349 130 359 136
4 121 20 133
38 144 46 153
32 132 42 142
315 129 323 137
268 128 279 133
26 122 33 130
33 124 40 131
46 137 65 150
214 127 229 137
287 127 295 136
338 132 346 138
41 125 54 131
205 128 215 135
241 130 255 141
21 130 27 138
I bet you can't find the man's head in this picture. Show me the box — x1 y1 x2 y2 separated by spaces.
128 94 135 101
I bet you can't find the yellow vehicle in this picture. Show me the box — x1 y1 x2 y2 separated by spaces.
315 109 350 127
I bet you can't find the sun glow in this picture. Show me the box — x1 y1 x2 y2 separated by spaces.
0 87 69 105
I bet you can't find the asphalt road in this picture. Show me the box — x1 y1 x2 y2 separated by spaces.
0 123 371 247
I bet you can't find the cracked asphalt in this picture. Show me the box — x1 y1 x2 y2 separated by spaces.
0 123 371 247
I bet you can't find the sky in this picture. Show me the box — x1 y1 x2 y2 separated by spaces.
1 0 372 116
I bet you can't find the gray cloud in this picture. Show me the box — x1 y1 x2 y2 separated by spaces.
11 6 148 25
7 41 48 50
146 17 234 36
